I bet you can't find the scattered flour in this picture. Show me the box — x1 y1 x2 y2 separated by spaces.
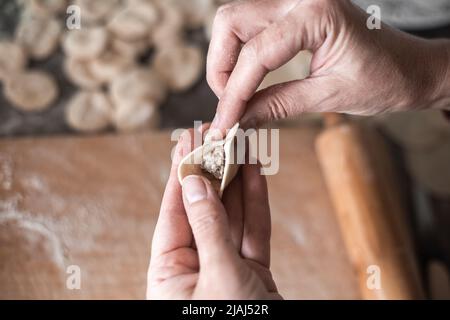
21 174 48 191
0 154 13 190
0 211 65 270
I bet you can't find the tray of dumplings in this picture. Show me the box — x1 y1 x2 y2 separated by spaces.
0 0 228 136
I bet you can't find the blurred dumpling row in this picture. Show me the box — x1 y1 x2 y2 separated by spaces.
0 0 231 133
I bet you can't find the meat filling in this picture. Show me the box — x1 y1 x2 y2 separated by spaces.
201 144 225 180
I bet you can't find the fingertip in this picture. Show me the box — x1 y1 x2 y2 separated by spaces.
241 81 302 129
172 129 194 166
239 114 259 131
205 120 226 141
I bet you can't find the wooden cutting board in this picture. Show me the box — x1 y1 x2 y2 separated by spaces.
0 127 359 299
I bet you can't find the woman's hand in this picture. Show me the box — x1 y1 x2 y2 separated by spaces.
207 0 450 132
147 129 281 300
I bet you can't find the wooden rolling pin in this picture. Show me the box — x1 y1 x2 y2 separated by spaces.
315 113 424 299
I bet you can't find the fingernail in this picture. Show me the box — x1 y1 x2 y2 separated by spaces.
182 175 207 204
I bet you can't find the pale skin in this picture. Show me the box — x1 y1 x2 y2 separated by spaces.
148 0 450 299
147 128 281 299
207 0 450 133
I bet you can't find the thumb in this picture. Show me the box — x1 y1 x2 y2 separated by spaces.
182 175 237 268
240 77 335 129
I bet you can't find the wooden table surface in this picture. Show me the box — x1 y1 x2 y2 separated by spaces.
0 126 359 299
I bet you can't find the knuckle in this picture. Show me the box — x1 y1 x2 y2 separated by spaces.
240 40 259 62
266 89 290 120
155 251 185 270
189 203 222 234
215 3 235 22
242 37 273 72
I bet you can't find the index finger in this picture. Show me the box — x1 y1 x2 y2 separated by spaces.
211 1 324 133
206 0 296 98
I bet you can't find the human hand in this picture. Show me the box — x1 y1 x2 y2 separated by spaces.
207 0 450 132
147 129 281 300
